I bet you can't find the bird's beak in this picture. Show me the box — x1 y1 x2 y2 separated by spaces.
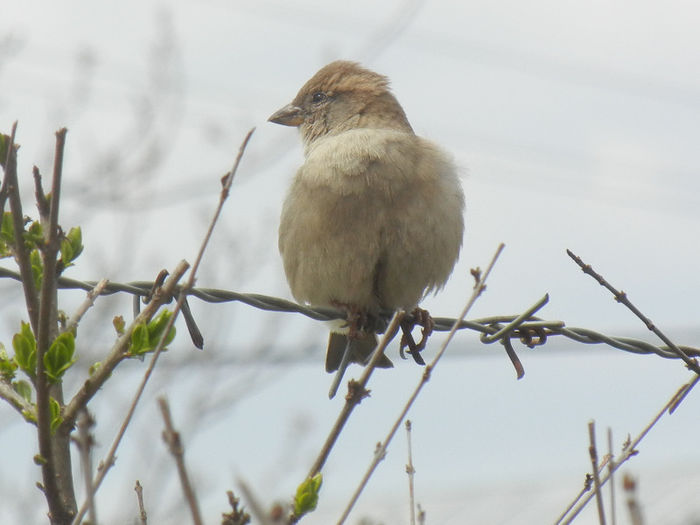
268 103 304 127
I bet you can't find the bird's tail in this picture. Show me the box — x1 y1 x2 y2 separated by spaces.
326 332 393 398
325 332 393 371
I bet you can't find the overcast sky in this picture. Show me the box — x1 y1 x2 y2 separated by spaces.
2 2 700 524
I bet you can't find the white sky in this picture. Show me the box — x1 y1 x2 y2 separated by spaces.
2 1 700 523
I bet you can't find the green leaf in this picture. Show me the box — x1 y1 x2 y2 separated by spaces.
0 344 18 380
59 226 83 268
44 332 76 383
13 379 33 403
49 397 62 434
293 473 323 517
0 133 8 169
148 310 176 347
23 220 43 246
129 324 149 356
0 212 14 255
13 321 37 378
128 310 176 356
30 249 43 290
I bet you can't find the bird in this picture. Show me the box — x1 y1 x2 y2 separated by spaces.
269 60 465 398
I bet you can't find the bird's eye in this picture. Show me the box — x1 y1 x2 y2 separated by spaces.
311 92 327 104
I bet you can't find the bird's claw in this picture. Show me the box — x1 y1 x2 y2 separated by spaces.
399 308 434 365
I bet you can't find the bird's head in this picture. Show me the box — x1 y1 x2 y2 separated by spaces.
268 60 413 148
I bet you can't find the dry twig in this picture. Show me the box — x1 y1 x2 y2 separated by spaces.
158 397 202 525
567 249 700 374
134 481 147 525
556 374 700 523
405 420 417 525
337 242 505 524
72 128 255 524
587 421 606 525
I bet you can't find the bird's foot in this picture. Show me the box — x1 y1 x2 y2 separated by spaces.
331 301 376 339
399 308 434 365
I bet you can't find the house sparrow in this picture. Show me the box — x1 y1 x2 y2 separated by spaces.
270 61 464 397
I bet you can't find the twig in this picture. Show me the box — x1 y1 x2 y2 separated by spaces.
607 428 616 525
556 373 700 523
61 262 189 431
134 481 147 525
63 279 108 335
76 409 96 525
306 311 405 480
587 421 606 525
405 420 416 525
36 127 74 523
158 397 202 525
0 379 35 420
3 122 41 332
71 261 189 525
237 479 274 525
221 490 251 525
337 243 505 524
567 249 700 375
73 128 254 524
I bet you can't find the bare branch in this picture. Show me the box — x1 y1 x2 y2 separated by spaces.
405 420 416 525
158 397 202 525
61 262 189 430
587 421 606 525
567 248 700 374
75 409 96 525
607 428 616 525
337 243 505 524
63 279 108 335
70 260 189 525
73 128 254 524
0 379 34 421
3 122 40 332
237 480 274 525
134 481 147 525
556 373 700 523
306 311 405 482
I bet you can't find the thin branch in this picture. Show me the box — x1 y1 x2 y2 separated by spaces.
237 479 274 525
306 311 405 480
567 249 700 374
70 261 189 525
405 420 416 525
35 127 72 523
76 409 96 525
587 421 606 525
557 373 700 523
0 379 34 420
4 122 40 332
73 128 254 524
158 397 202 525
61 262 189 431
63 279 108 335
134 481 147 525
337 243 505 524
607 428 616 525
